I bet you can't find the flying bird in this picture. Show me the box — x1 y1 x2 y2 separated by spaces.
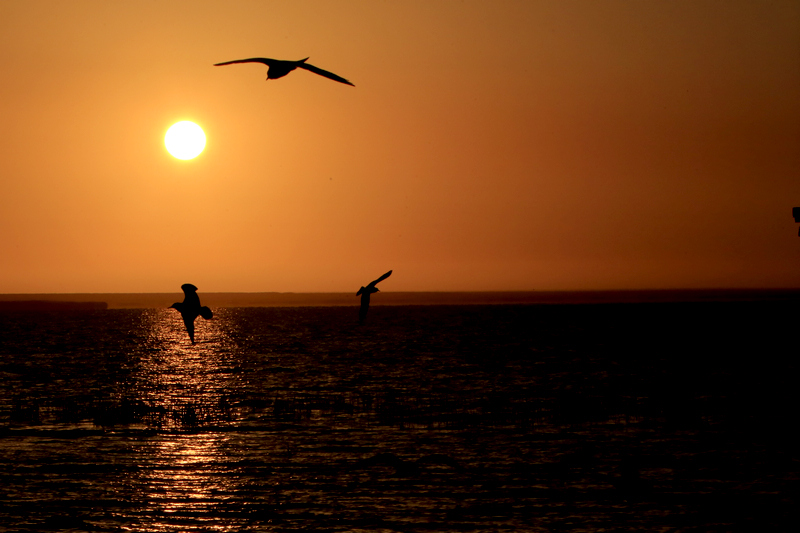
170 283 213 344
214 57 354 86
357 270 392 324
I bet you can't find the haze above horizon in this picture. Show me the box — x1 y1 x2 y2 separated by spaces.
1 1 798 293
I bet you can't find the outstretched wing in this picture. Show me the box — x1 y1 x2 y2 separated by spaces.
181 283 198 294
214 57 277 67
297 62 355 86
367 270 392 289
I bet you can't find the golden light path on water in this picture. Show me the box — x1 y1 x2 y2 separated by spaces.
121 309 245 532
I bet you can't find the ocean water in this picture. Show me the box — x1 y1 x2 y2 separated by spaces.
0 302 797 532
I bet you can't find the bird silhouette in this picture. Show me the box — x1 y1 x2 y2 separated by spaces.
357 270 392 324
170 283 213 344
214 57 354 86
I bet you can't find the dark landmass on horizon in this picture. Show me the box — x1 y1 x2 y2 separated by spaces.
1 289 799 309
0 300 108 311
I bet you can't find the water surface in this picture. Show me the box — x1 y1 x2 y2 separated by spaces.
1 303 797 531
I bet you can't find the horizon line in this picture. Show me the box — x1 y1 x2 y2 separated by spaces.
3 288 799 309
2 287 800 296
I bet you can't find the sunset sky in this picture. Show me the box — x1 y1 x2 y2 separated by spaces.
1 0 798 293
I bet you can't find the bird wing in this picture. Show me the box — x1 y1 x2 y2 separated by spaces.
214 57 277 67
367 270 392 289
296 62 355 86
181 283 198 294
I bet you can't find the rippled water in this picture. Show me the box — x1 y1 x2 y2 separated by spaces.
1 303 797 531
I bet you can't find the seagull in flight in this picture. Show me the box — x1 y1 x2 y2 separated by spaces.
357 270 392 324
170 283 213 344
214 57 354 86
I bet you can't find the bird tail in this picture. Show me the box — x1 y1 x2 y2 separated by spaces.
299 57 309 63
357 287 365 296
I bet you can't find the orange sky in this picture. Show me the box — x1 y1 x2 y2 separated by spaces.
1 0 798 293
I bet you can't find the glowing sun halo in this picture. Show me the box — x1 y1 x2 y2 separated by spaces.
165 121 206 160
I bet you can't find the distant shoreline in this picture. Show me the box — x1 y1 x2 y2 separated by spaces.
1 289 799 309
0 300 108 311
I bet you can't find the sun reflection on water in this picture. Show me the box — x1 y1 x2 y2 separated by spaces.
127 432 245 532
123 309 246 532
129 309 238 429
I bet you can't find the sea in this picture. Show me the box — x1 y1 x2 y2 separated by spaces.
1 291 798 532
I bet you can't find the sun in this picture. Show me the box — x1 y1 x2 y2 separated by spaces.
165 121 206 160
